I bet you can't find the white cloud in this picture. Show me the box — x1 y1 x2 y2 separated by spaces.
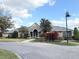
5 0 55 9
27 22 35 27
48 0 56 6
0 0 56 28
51 18 79 29
3 0 56 19
11 9 32 18
11 17 23 28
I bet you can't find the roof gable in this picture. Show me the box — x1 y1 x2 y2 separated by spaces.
28 23 41 32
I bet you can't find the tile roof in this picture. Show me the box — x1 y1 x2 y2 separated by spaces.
52 26 73 31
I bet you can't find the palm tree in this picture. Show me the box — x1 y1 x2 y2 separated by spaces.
40 18 52 36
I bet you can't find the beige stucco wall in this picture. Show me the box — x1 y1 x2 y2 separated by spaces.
58 32 63 38
3 33 8 37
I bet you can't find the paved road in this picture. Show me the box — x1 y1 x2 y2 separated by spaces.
0 42 79 59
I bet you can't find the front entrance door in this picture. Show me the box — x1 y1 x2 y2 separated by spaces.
33 29 38 38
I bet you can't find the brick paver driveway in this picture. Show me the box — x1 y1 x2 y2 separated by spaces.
0 42 79 59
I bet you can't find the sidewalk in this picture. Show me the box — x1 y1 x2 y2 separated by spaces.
21 39 35 43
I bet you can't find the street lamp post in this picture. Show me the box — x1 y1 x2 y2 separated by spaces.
65 11 70 45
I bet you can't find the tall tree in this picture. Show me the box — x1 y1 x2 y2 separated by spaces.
0 16 13 37
40 18 52 33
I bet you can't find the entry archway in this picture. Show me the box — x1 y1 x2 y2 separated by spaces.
33 29 38 38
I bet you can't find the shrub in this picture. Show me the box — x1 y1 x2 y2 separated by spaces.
45 31 59 41
0 32 2 37
39 32 46 37
12 31 18 38
24 33 28 38
73 27 79 40
73 34 79 40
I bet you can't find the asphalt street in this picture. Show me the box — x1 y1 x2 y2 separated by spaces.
0 42 79 59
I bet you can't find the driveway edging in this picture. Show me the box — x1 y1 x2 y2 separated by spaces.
12 51 22 59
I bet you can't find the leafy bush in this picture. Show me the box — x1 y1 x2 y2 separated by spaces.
45 31 59 41
12 31 18 38
0 32 2 37
73 27 79 40
73 34 79 40
24 33 29 38
39 32 46 37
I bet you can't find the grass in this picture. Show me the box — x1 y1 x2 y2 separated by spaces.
0 38 26 42
31 38 79 46
0 49 19 59
50 41 79 46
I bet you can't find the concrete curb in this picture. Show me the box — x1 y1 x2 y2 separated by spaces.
13 51 22 59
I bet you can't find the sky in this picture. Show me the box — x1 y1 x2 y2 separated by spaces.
0 0 79 29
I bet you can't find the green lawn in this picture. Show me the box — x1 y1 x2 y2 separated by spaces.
0 38 26 42
0 49 19 59
31 38 79 46
50 41 79 46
